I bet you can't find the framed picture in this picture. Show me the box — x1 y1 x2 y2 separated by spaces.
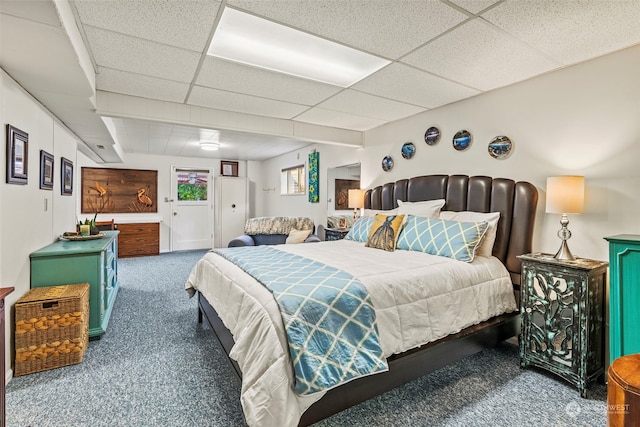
6 124 29 184
81 167 157 213
61 157 73 195
334 179 361 210
39 150 54 190
221 160 238 177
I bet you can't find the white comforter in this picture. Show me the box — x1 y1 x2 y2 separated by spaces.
185 240 517 427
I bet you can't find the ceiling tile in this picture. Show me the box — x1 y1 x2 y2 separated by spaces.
354 63 480 108
74 0 221 52
402 18 560 91
227 0 467 59
294 108 386 131
149 122 173 137
97 68 190 103
124 121 149 139
196 57 342 105
156 124 311 160
483 1 640 65
449 0 500 14
1 0 61 26
318 90 425 121
188 86 309 119
85 26 201 82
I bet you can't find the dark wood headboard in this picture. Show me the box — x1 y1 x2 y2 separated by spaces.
364 174 538 284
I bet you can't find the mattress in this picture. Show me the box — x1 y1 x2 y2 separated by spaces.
185 240 517 427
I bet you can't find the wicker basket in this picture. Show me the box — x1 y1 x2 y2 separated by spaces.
14 283 89 376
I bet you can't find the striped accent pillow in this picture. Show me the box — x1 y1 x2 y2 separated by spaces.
396 215 488 262
344 216 374 242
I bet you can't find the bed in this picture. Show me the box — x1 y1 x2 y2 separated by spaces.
186 174 538 426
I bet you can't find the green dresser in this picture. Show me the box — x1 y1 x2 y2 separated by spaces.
605 234 640 364
30 231 119 338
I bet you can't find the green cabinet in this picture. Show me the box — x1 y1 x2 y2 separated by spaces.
605 234 640 363
30 231 119 338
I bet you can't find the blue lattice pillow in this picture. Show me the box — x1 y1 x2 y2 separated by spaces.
344 216 374 242
396 215 488 262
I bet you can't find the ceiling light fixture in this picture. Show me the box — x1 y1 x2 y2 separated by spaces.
200 141 220 151
208 8 390 87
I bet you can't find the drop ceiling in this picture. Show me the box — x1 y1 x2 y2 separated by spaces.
1 0 640 162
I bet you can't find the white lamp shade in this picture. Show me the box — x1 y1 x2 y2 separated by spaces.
348 189 365 209
546 176 585 214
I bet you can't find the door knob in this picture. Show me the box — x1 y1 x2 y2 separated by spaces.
173 212 177 216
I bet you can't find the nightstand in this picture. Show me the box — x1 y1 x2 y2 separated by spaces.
518 252 608 398
325 228 350 241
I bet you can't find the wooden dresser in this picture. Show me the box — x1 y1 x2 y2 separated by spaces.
30 231 119 338
116 222 159 258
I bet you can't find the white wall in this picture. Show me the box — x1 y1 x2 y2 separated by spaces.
361 44 640 262
76 152 250 253
327 164 361 217
246 160 263 219
2 39 638 382
1 69 254 379
0 70 79 379
258 45 640 261
257 143 362 227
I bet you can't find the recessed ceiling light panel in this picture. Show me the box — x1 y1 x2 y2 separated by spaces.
200 141 220 151
208 8 390 87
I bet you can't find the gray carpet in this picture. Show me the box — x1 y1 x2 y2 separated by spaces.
6 250 607 426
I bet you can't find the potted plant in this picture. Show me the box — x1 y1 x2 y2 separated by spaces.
77 213 99 235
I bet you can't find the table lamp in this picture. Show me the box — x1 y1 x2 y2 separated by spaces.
348 189 365 219
546 176 585 260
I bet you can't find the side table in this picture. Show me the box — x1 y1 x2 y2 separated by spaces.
325 228 350 241
518 252 608 397
607 353 640 426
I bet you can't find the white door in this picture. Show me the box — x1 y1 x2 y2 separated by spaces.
171 167 213 251
215 177 248 248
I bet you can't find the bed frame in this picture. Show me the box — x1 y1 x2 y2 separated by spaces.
197 174 538 426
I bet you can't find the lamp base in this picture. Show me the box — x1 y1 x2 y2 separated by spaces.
554 240 576 261
554 213 576 261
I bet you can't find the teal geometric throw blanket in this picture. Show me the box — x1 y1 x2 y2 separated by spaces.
214 246 388 395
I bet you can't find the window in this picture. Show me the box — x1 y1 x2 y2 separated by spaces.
176 169 209 201
281 164 305 195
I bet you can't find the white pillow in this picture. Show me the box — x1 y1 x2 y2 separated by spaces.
363 208 398 217
397 199 445 218
285 228 312 244
439 211 500 258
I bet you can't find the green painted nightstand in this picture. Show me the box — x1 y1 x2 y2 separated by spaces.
518 252 608 397
30 231 119 339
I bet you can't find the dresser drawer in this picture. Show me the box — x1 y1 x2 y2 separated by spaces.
116 222 159 258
